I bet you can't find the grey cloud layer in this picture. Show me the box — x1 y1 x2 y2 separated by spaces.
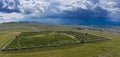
0 0 120 23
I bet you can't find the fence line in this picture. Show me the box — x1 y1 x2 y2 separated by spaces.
1 31 111 51
1 34 20 51
1 38 109 51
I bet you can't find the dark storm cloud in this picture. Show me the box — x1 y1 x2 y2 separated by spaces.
0 0 120 25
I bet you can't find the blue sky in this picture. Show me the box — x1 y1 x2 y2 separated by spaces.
0 0 120 25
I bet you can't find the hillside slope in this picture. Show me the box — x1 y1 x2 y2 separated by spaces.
0 22 120 57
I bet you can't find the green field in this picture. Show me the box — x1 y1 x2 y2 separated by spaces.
0 22 120 57
5 31 107 50
7 31 77 48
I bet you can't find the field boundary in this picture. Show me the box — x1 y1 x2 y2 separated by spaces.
1 34 21 51
1 31 111 51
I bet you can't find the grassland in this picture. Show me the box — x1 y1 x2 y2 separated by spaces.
0 22 120 57
7 31 77 48
5 31 107 50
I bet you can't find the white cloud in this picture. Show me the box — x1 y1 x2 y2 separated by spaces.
0 12 24 23
0 0 120 23
99 0 120 22
99 0 118 12
1 0 19 10
19 0 50 14
18 0 97 14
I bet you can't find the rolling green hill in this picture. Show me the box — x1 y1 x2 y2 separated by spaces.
0 22 119 57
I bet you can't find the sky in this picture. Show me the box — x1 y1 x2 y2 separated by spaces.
0 0 120 25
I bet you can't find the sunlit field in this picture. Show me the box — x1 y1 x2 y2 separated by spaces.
0 23 120 57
